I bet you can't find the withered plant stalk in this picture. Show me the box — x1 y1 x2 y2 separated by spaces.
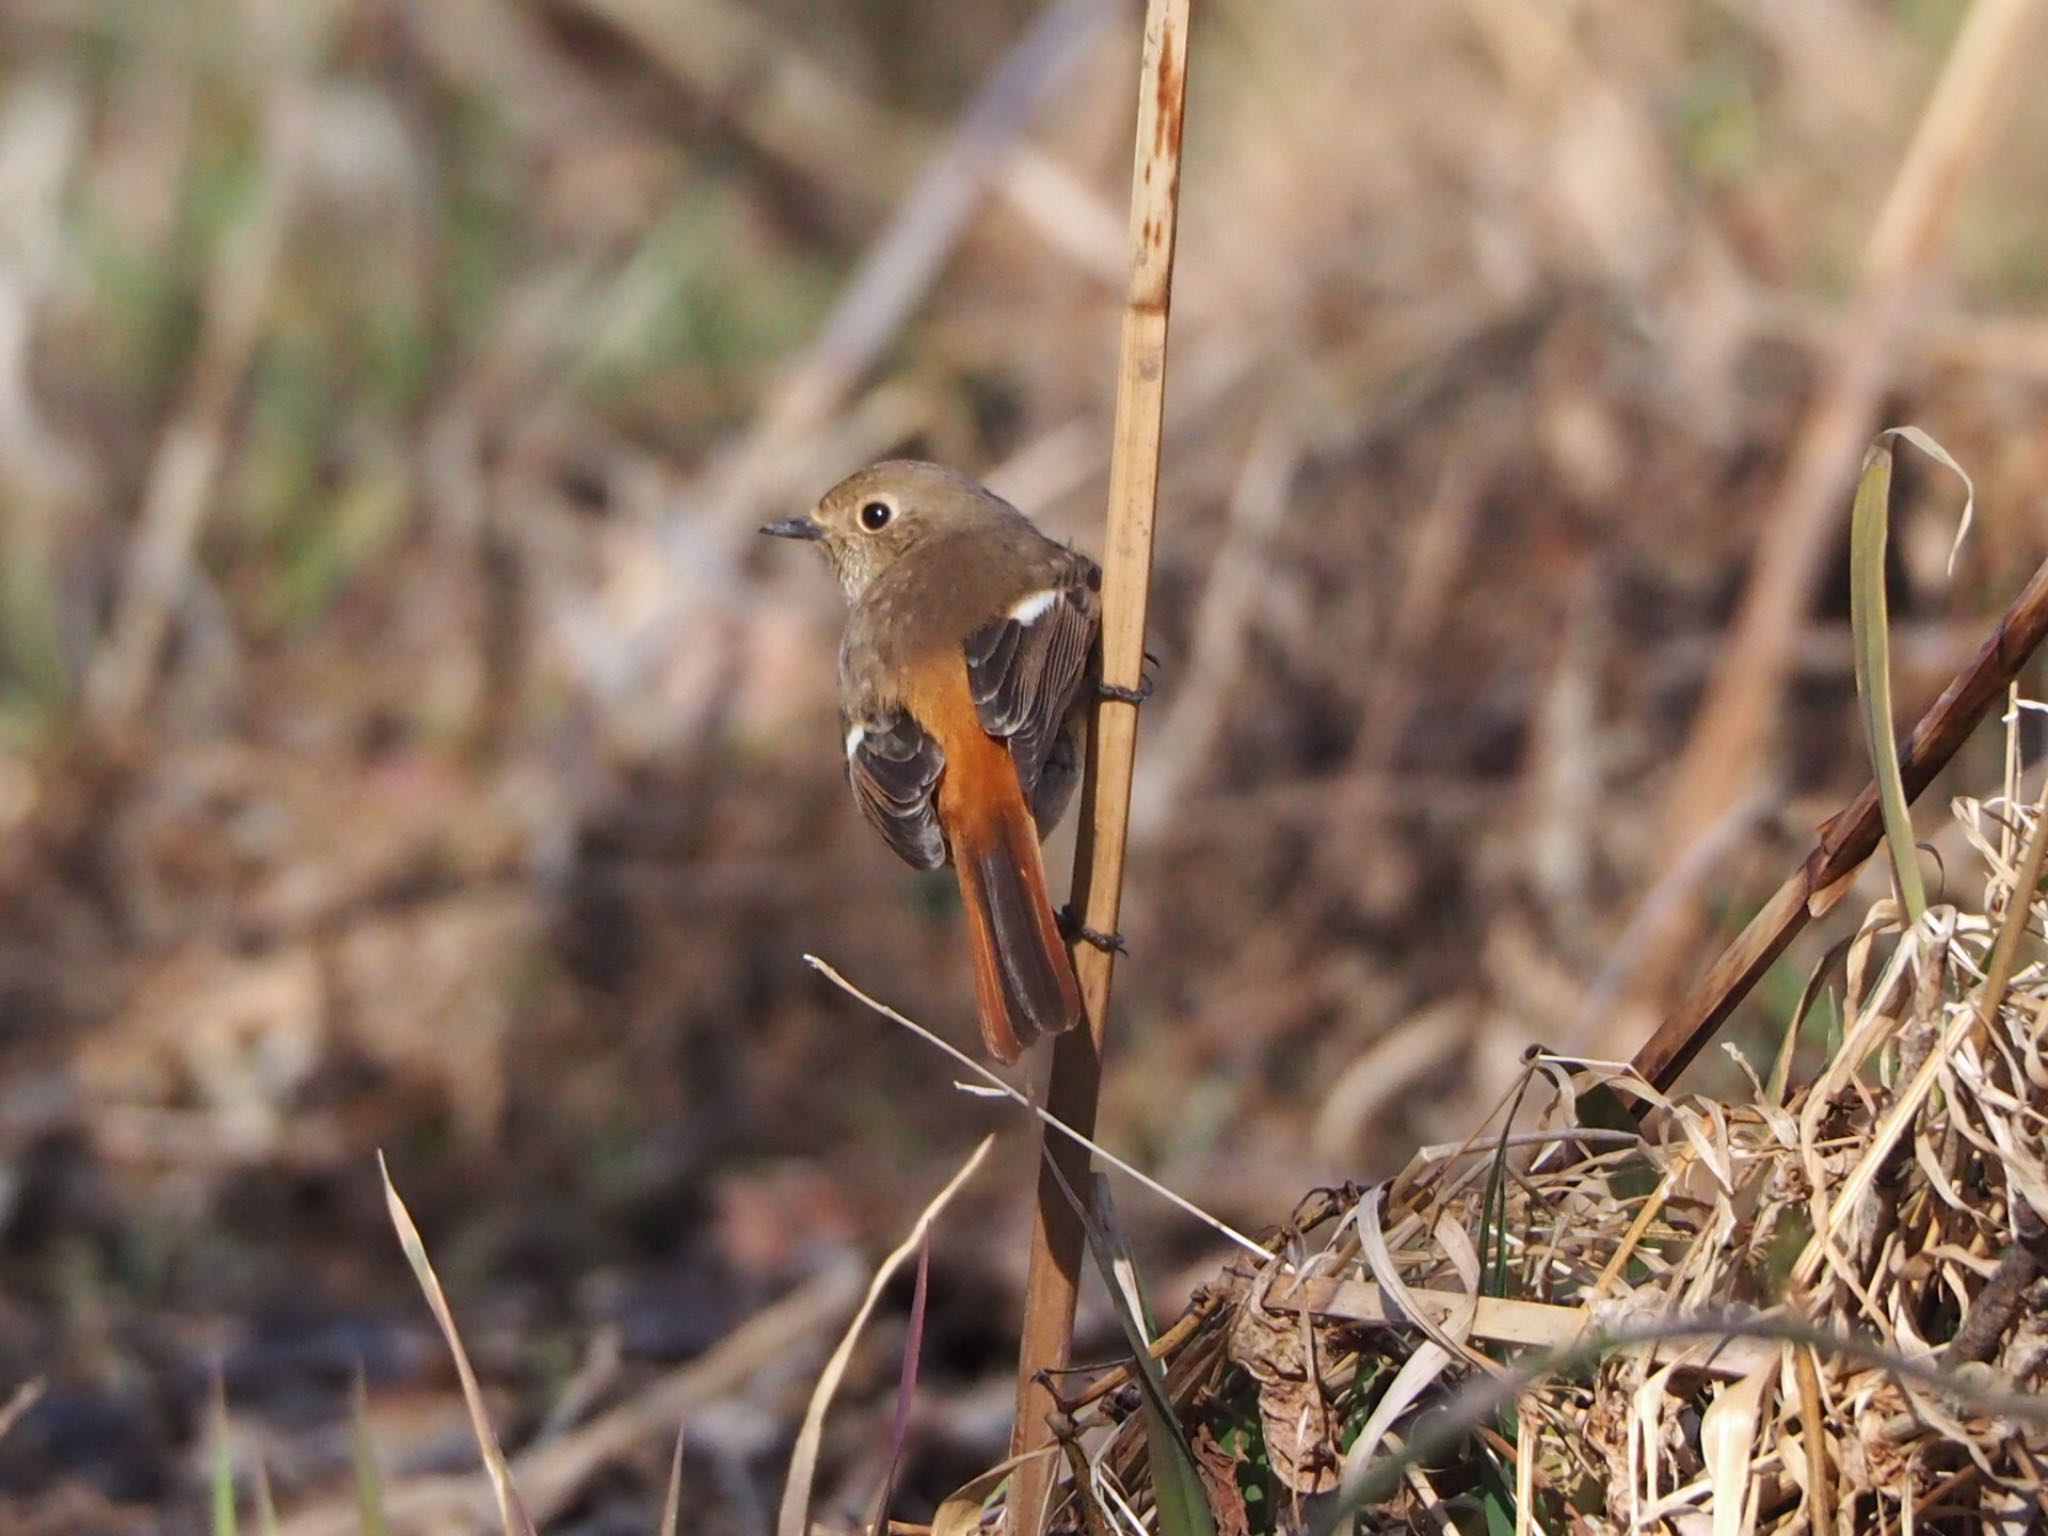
1633 549 2048 1091
1006 2 1193 1531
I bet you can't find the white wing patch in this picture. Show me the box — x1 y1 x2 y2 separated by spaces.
845 723 866 762
1008 588 1059 626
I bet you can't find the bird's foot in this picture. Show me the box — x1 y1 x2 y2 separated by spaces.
1059 905 1128 955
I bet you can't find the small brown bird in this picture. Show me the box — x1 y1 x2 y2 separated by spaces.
763 461 1101 1062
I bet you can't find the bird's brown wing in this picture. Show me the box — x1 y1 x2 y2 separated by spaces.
963 556 1100 794
845 710 947 871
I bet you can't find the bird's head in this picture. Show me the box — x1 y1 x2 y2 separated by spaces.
761 460 1004 602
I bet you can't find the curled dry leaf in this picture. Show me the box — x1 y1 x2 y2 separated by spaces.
1226 1279 1341 1496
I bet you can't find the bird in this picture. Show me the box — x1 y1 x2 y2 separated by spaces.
762 460 1102 1062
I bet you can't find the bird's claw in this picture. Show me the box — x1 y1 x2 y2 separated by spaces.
1058 905 1128 955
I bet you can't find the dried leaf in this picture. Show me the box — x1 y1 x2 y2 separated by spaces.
1228 1279 1340 1495
1700 1360 1773 1536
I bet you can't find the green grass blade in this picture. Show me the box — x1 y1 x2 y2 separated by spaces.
1478 1070 1535 1300
254 1461 281 1536
210 1371 239 1536
351 1368 388 1536
1849 426 1977 932
1849 440 1927 926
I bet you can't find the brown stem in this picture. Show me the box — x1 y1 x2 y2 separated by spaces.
1632 550 2048 1090
1947 1201 2048 1365
1005 3 1193 1532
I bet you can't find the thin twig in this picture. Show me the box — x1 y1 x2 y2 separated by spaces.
1947 1200 2048 1364
1006 3 1193 1531
806 956 1264 1259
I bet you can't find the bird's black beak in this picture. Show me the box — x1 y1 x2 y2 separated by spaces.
759 516 823 541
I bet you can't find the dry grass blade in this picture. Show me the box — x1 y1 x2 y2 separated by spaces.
1792 768 2048 1286
379 1152 539 1536
777 1135 995 1536
1327 1341 1454 1528
870 1235 932 1535
1301 1311 2048 1536
280 1264 861 1536
1879 426 1977 572
934 1454 1051 1536
1699 1362 1771 1536
1013 681 2048 1533
805 955 1265 1257
1012 0 1194 1525
1792 1345 1835 1536
658 1430 684 1536
0 1378 44 1444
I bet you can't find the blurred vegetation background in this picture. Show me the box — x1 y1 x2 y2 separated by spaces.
2 0 2048 1528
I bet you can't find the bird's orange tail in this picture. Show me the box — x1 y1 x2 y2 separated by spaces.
940 736 1081 1063
951 803 1079 1061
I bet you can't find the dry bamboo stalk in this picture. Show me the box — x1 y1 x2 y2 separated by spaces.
1632 550 2048 1091
1006 2 1192 1530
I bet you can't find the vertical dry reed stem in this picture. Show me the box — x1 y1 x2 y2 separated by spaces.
1006 2 1192 1531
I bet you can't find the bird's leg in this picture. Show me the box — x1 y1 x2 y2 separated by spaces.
1058 905 1128 955
1096 674 1152 705
1096 649 1159 705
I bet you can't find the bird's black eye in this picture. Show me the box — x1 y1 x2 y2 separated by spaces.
859 500 893 531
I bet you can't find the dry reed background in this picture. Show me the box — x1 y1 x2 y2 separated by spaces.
3 0 2048 1530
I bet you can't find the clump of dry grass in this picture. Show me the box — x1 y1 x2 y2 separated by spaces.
988 732 2048 1534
